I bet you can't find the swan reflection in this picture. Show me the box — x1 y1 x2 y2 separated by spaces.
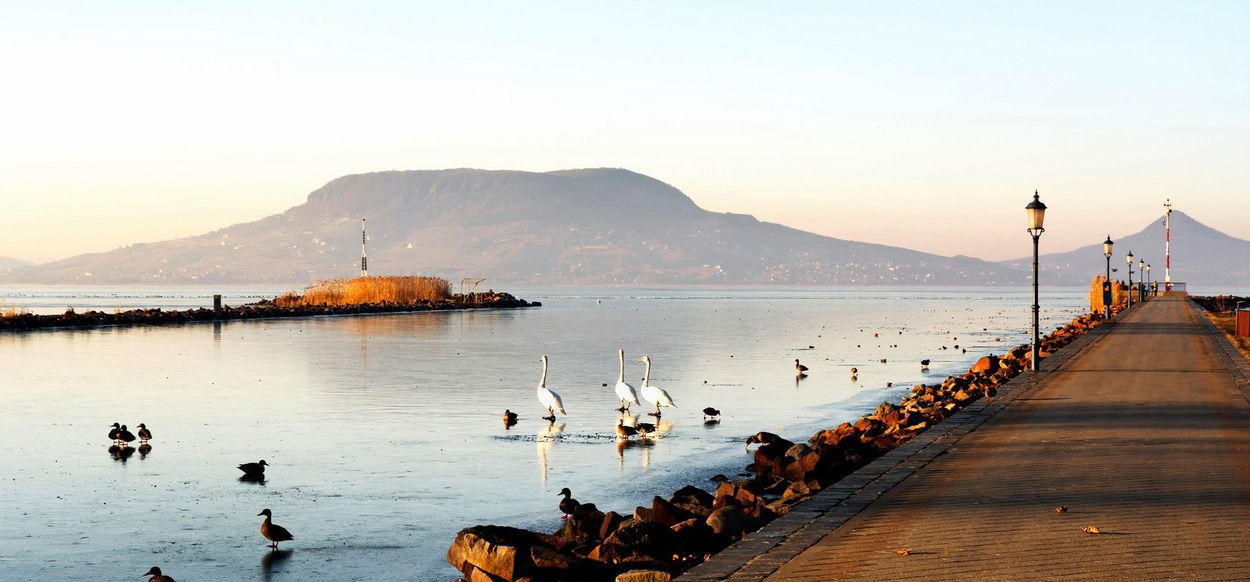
536 420 564 485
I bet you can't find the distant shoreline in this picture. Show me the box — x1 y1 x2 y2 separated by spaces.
0 292 539 333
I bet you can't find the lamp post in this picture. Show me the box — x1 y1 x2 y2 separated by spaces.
1126 251 1135 309
1103 235 1114 318
1139 259 1146 301
1026 191 1047 372
1146 263 1152 297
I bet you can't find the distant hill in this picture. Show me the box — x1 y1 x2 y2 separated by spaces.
0 256 32 274
1001 210 1250 287
2 168 1018 286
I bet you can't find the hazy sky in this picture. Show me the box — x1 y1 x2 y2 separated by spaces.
3 2 1248 263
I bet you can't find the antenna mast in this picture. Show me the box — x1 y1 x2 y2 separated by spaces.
361 218 369 277
1163 200 1172 291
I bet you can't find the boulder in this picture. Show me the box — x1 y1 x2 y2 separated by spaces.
600 511 626 540
669 485 714 516
970 355 999 374
651 496 695 527
447 525 547 580
706 505 758 539
601 520 685 563
616 570 673 582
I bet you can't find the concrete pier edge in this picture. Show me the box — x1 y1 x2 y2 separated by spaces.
678 307 1121 581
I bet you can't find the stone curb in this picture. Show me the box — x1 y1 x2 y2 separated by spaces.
678 313 1118 581
1190 299 1250 403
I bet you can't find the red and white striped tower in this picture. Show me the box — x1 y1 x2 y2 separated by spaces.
1163 199 1172 291
361 218 369 277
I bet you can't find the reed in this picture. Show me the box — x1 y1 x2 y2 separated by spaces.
275 275 451 307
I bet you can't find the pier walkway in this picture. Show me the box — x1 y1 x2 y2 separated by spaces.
682 295 1250 581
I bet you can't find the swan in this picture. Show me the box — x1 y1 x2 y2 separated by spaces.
637 356 677 417
536 355 566 421
613 349 641 412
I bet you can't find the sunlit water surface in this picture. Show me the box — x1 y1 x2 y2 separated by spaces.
0 287 1086 581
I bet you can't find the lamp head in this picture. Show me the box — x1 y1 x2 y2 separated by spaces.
1126 251 1134 264
1025 190 1047 234
1103 235 1113 258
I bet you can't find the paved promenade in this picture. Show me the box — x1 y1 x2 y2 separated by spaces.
683 294 1250 581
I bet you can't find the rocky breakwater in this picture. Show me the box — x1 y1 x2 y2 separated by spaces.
446 312 1105 582
0 292 537 332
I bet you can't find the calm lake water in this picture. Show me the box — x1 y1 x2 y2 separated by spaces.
0 286 1086 581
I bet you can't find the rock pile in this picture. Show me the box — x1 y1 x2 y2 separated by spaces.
447 312 1103 582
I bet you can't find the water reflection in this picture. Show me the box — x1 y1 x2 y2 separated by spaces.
239 474 267 485
107 445 135 462
536 420 564 485
138 444 153 459
261 548 293 581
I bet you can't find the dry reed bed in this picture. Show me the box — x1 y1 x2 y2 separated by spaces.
276 275 451 307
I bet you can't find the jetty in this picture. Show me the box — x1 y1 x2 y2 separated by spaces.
682 293 1250 581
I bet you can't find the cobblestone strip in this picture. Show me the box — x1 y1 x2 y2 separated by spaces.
1190 299 1250 403
678 314 1117 581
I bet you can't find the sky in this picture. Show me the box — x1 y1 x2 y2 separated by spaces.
2 1 1248 263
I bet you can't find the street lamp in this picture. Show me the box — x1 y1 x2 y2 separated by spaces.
1139 258 1146 301
1146 263 1152 297
1103 235 1114 318
1126 251 1135 309
1026 190 1047 372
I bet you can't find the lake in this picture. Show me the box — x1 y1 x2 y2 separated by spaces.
0 286 1087 581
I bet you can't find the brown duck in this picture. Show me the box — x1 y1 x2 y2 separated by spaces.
143 566 176 582
557 488 579 519
258 508 294 549
137 423 153 444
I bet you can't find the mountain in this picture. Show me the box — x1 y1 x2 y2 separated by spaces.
0 256 32 274
3 168 1019 286
1001 210 1250 287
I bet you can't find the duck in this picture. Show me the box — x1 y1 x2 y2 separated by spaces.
794 359 809 373
137 423 153 444
535 355 566 422
702 407 720 422
502 409 518 427
635 421 657 436
745 431 784 450
108 422 121 444
637 356 677 417
920 359 931 370
143 566 177 582
850 367 859 375
238 459 269 479
257 508 294 550
117 425 137 447
615 419 638 439
557 488 580 519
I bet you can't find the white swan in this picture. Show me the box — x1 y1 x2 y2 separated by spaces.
536 355 566 421
614 349 641 412
637 355 677 416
